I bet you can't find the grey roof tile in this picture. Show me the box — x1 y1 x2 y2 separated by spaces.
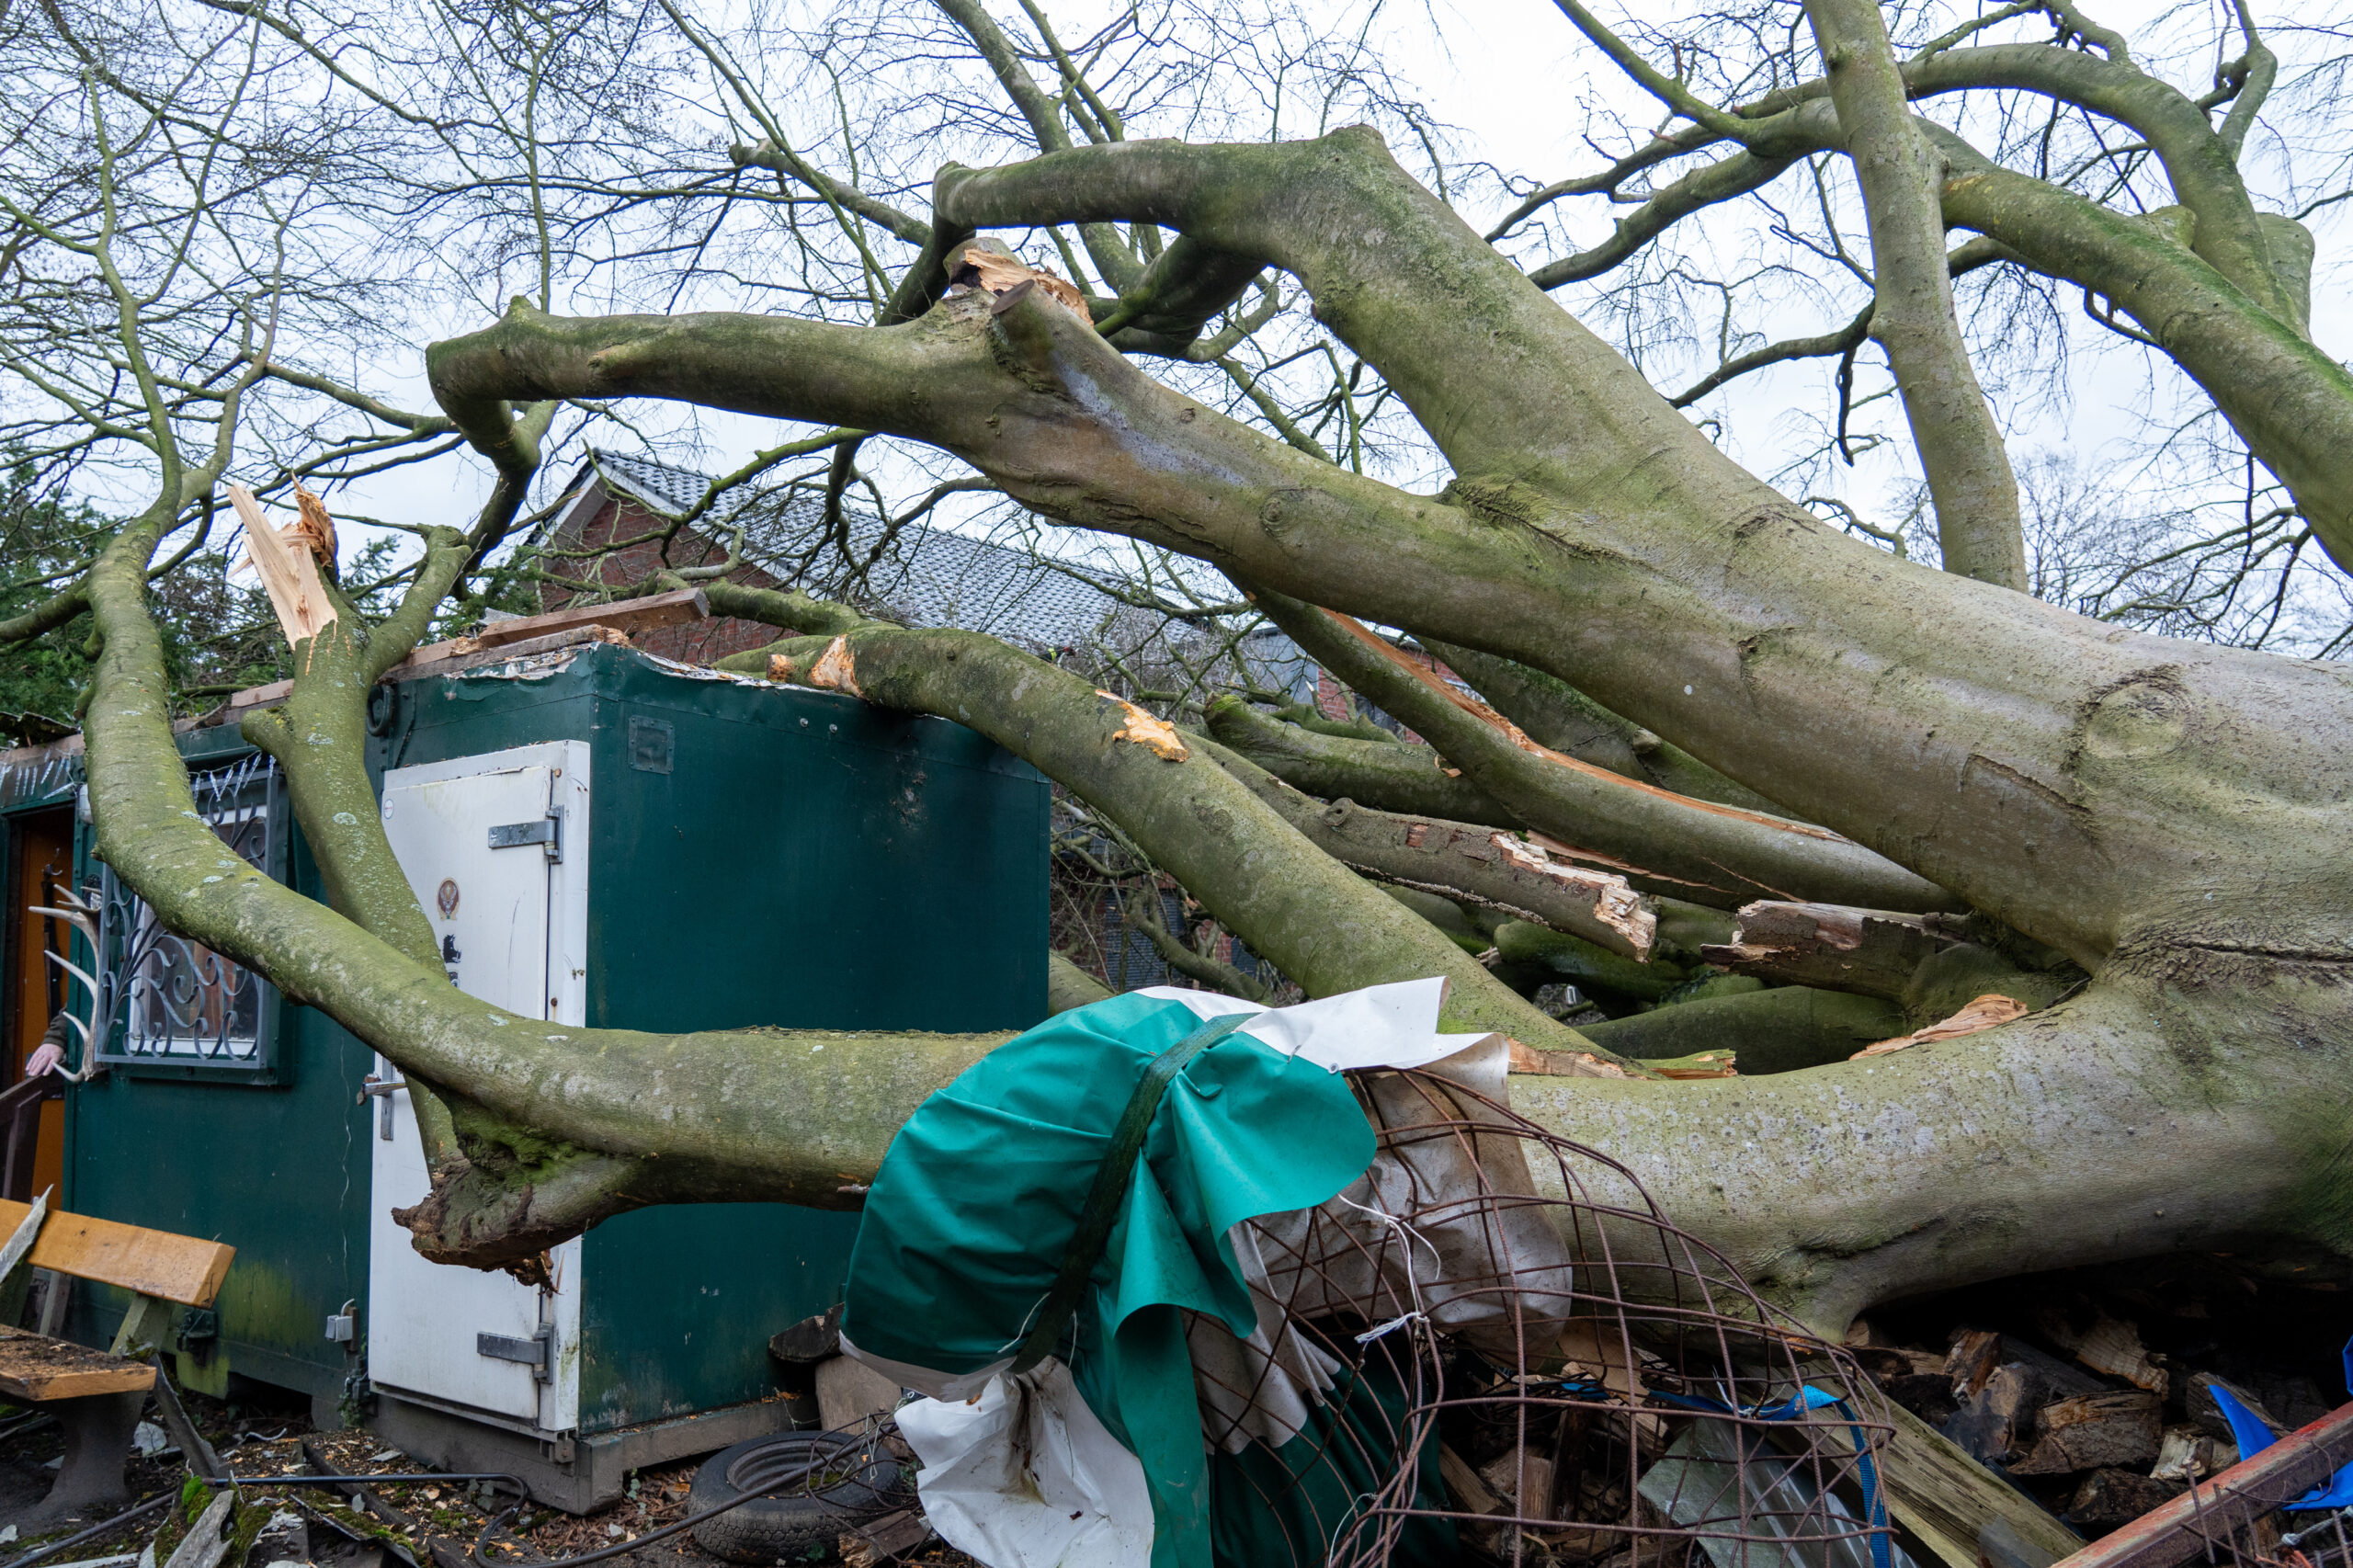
557 448 1137 653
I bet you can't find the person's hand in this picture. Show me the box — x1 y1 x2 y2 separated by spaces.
23 1041 63 1080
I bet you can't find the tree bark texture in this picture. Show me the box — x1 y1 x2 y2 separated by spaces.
1804 0 2027 589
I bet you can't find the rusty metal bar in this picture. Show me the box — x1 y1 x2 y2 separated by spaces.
2045 1402 2353 1568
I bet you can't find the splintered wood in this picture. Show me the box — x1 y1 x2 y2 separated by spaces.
1097 691 1190 760
1852 992 2029 1059
227 483 337 647
950 242 1092 318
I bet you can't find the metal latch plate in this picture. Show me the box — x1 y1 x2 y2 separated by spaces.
476 1324 554 1383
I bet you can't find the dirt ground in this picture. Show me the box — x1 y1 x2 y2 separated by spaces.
0 1391 978 1568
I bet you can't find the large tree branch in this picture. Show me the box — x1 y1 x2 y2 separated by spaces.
1202 698 1522 827
427 133 2353 975
0 580 87 646
1806 0 2024 589
1900 42 2297 326
1421 638 1784 813
1527 148 1798 290
1249 585 1958 912
75 501 1010 1258
1192 732 1661 961
745 621 1637 1066
1927 133 2353 572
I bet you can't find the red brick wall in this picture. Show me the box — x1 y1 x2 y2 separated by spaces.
540 492 786 665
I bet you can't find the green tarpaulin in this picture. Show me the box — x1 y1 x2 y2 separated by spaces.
843 990 1455 1568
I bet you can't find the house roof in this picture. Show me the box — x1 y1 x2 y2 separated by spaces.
551 448 1151 653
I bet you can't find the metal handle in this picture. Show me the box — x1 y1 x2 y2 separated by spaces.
359 1074 404 1141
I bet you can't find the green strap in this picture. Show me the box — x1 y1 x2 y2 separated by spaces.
1007 1009 1255 1374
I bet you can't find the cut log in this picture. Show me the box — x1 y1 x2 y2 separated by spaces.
2011 1392 2164 1475
1946 1329 2004 1399
1946 1362 2045 1466
2036 1306 2168 1397
2064 1470 2183 1529
1871 1398 2081 1568
2149 1425 2221 1483
2040 1401 2353 1568
2186 1372 2283 1445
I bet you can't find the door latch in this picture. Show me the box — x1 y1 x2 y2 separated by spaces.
488 809 563 862
476 1323 555 1383
359 1074 404 1141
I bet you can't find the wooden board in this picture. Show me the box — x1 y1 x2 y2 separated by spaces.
0 1324 154 1402
469 587 708 651
0 1200 233 1306
1875 1396 2083 1568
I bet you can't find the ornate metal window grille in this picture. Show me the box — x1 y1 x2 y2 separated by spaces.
95 755 284 1074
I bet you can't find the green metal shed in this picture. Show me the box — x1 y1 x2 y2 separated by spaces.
0 639 1048 1507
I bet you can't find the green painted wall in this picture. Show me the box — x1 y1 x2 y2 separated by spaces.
40 647 1046 1429
65 724 376 1401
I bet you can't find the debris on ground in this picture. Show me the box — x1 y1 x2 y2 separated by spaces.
0 1390 981 1568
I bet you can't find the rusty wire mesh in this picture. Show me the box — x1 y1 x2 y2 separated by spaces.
2125 1461 2353 1568
1189 1062 1900 1568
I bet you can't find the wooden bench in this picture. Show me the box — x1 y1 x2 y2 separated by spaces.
0 1197 233 1521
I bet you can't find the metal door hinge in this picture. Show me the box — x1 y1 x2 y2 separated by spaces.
477 1323 554 1383
488 809 563 862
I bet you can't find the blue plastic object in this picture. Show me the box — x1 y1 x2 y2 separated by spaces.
2208 1336 2353 1510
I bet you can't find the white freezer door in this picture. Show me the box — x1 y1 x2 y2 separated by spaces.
369 744 589 1429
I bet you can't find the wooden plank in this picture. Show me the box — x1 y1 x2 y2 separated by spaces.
0 1325 155 1402
468 587 707 651
0 1200 233 1306
209 624 631 720
392 624 630 684
1874 1396 2082 1568
2045 1399 2353 1568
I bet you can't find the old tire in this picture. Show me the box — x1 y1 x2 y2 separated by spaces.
687 1432 902 1564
